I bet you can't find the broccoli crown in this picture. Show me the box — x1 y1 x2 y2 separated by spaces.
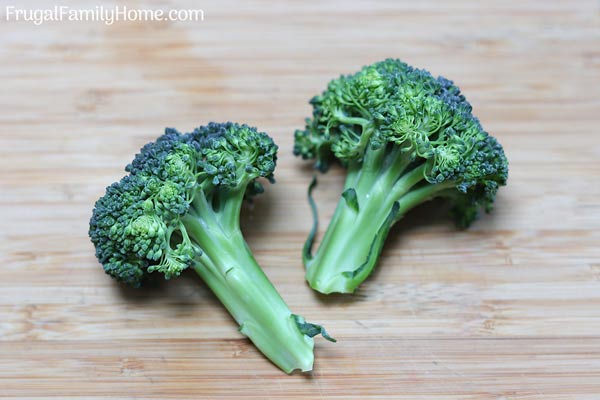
89 122 277 287
294 59 508 226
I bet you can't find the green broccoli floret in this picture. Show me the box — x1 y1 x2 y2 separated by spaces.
90 122 334 373
294 60 508 294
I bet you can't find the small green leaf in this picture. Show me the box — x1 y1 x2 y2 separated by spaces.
292 314 336 343
341 188 359 213
302 176 319 265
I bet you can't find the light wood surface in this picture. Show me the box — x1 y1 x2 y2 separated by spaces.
1 0 599 398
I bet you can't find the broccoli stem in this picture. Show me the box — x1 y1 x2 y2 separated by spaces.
305 147 454 294
182 213 315 373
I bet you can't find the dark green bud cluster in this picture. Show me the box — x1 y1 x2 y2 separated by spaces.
191 122 277 189
294 59 508 226
89 123 277 287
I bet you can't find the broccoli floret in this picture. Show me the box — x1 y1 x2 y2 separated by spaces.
90 122 334 373
294 60 508 294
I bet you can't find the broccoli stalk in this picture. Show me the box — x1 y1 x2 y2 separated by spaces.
304 144 457 294
295 60 508 294
90 123 333 373
181 193 321 372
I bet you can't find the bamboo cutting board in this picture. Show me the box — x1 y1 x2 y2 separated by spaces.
1 0 599 398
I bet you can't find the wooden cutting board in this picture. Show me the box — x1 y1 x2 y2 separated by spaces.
1 0 599 398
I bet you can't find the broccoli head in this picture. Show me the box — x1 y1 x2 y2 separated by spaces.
294 59 508 294
90 122 333 373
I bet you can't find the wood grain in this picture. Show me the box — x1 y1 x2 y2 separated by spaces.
1 0 599 398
